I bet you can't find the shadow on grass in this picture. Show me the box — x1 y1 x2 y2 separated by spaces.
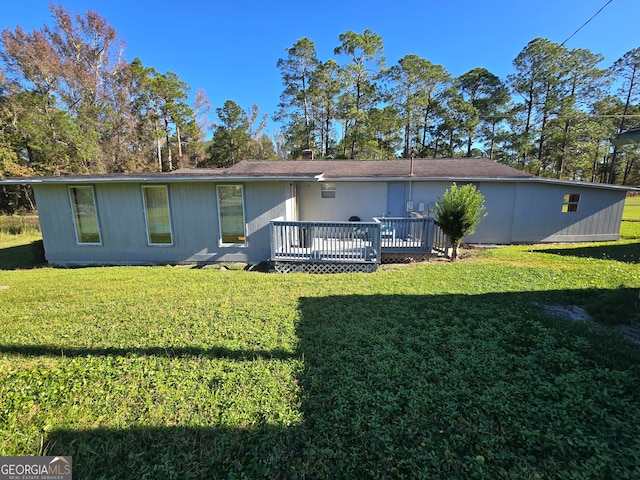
536 241 640 264
39 290 640 479
0 239 46 270
0 344 295 361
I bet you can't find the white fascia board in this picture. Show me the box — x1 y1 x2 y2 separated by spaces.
0 175 317 185
321 175 639 192
3 173 637 192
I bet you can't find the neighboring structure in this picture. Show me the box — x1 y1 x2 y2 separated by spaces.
612 127 640 146
1 158 635 268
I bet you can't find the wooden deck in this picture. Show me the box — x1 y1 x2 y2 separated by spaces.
270 217 437 272
270 220 381 264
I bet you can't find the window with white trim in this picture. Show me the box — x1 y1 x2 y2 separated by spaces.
562 193 580 213
142 185 173 245
217 185 246 245
69 186 102 244
321 182 336 198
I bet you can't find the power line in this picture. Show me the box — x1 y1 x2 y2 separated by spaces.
560 0 614 46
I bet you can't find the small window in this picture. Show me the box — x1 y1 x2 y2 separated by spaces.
69 186 101 244
321 183 336 199
142 185 173 245
562 193 580 213
217 185 246 245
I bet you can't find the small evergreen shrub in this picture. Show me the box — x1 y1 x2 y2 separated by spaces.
434 183 487 261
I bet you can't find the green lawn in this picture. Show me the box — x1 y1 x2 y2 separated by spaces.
622 197 640 239
1 229 639 479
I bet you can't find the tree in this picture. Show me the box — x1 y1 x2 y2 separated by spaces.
185 88 212 168
457 67 510 158
608 47 640 184
309 59 341 157
387 54 451 158
368 106 402 159
274 38 318 153
1 4 127 173
130 59 193 171
509 38 566 173
334 29 385 159
550 48 609 178
433 183 487 261
207 100 251 167
246 104 275 159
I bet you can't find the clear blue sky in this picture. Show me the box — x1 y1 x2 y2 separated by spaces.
2 0 638 136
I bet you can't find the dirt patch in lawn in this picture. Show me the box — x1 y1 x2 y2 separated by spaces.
543 303 640 345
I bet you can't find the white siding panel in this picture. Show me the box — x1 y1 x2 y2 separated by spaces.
299 181 387 221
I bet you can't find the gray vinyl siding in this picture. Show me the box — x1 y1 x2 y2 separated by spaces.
33 181 287 266
510 183 624 242
465 183 516 244
31 177 627 267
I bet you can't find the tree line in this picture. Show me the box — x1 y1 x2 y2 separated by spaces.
275 32 639 186
0 6 638 211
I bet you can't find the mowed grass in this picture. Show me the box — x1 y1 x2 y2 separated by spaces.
0 198 638 479
621 197 640 239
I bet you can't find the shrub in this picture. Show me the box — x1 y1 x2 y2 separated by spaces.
433 183 487 261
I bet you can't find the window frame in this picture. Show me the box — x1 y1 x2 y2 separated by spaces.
68 185 102 245
216 184 247 247
142 185 174 246
321 182 336 199
562 193 581 213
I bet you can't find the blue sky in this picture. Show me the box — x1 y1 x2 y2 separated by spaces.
2 0 638 136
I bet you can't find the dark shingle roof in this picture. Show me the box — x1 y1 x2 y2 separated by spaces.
224 158 534 179
0 158 536 184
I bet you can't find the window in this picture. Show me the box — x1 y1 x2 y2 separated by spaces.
69 186 101 244
321 182 336 198
562 193 580 213
217 185 246 245
142 185 173 245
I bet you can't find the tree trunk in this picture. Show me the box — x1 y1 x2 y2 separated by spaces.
325 113 330 157
449 241 458 262
23 185 35 211
489 121 496 160
623 157 635 185
164 118 173 171
176 124 183 162
609 146 619 184
156 136 162 172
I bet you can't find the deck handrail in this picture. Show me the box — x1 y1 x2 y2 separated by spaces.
432 221 449 257
270 220 381 264
270 217 436 264
372 216 434 253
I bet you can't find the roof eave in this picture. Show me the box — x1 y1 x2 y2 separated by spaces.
0 175 318 185
3 173 637 192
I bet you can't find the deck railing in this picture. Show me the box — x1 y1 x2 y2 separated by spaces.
270 219 381 264
432 221 449 257
372 216 433 253
270 216 436 264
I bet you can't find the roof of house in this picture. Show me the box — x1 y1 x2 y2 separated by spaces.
219 158 534 179
612 127 640 146
2 158 637 191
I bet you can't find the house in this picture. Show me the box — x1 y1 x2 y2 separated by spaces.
1 158 634 270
